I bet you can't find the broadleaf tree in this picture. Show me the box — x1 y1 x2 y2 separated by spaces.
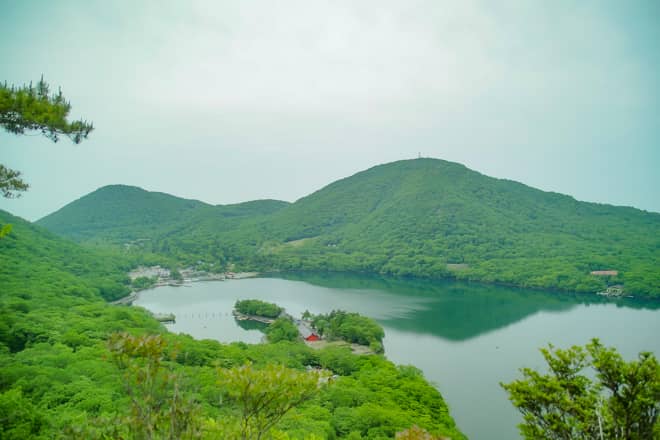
108 332 202 440
502 339 659 440
217 362 326 439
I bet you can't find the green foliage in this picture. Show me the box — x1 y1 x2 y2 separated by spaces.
217 362 324 439
0 388 47 439
0 223 11 238
312 310 384 350
0 209 132 305
0 77 93 142
37 159 660 297
318 346 360 376
235 299 283 319
589 340 660 439
0 165 29 199
267 317 300 343
132 276 157 290
502 339 660 440
0 77 93 199
320 357 464 439
108 332 202 439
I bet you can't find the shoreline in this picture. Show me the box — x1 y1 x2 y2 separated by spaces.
269 270 659 304
111 271 259 305
113 269 657 309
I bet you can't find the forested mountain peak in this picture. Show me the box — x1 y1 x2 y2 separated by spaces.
44 183 211 216
36 184 211 241
291 157 568 217
267 157 657 242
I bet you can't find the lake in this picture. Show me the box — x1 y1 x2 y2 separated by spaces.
134 272 660 439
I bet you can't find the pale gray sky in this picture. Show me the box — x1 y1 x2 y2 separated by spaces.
2 0 659 221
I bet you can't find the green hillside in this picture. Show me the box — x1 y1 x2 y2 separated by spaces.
0 209 463 439
36 184 289 243
34 184 292 265
0 209 137 302
260 159 660 296
36 185 208 241
37 159 660 297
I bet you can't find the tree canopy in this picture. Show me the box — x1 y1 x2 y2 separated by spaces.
0 77 93 198
235 299 283 319
0 77 93 143
502 339 660 440
217 362 325 439
311 310 385 353
266 317 300 343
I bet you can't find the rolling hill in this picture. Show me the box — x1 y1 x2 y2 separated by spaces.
36 184 209 241
37 184 289 243
37 158 660 297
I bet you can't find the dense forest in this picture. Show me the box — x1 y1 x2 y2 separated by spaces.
38 159 660 297
0 209 464 439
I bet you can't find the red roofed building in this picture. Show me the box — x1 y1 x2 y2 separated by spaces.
297 321 321 342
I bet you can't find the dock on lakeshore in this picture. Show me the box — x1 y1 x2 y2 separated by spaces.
152 313 176 323
232 310 277 324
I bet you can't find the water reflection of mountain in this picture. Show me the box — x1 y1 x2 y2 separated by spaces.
273 272 659 341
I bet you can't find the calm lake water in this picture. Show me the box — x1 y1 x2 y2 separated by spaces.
134 272 660 440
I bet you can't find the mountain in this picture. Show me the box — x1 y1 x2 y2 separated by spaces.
36 184 208 241
37 184 289 242
37 158 660 297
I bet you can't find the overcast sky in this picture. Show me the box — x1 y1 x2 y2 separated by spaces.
2 0 659 221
